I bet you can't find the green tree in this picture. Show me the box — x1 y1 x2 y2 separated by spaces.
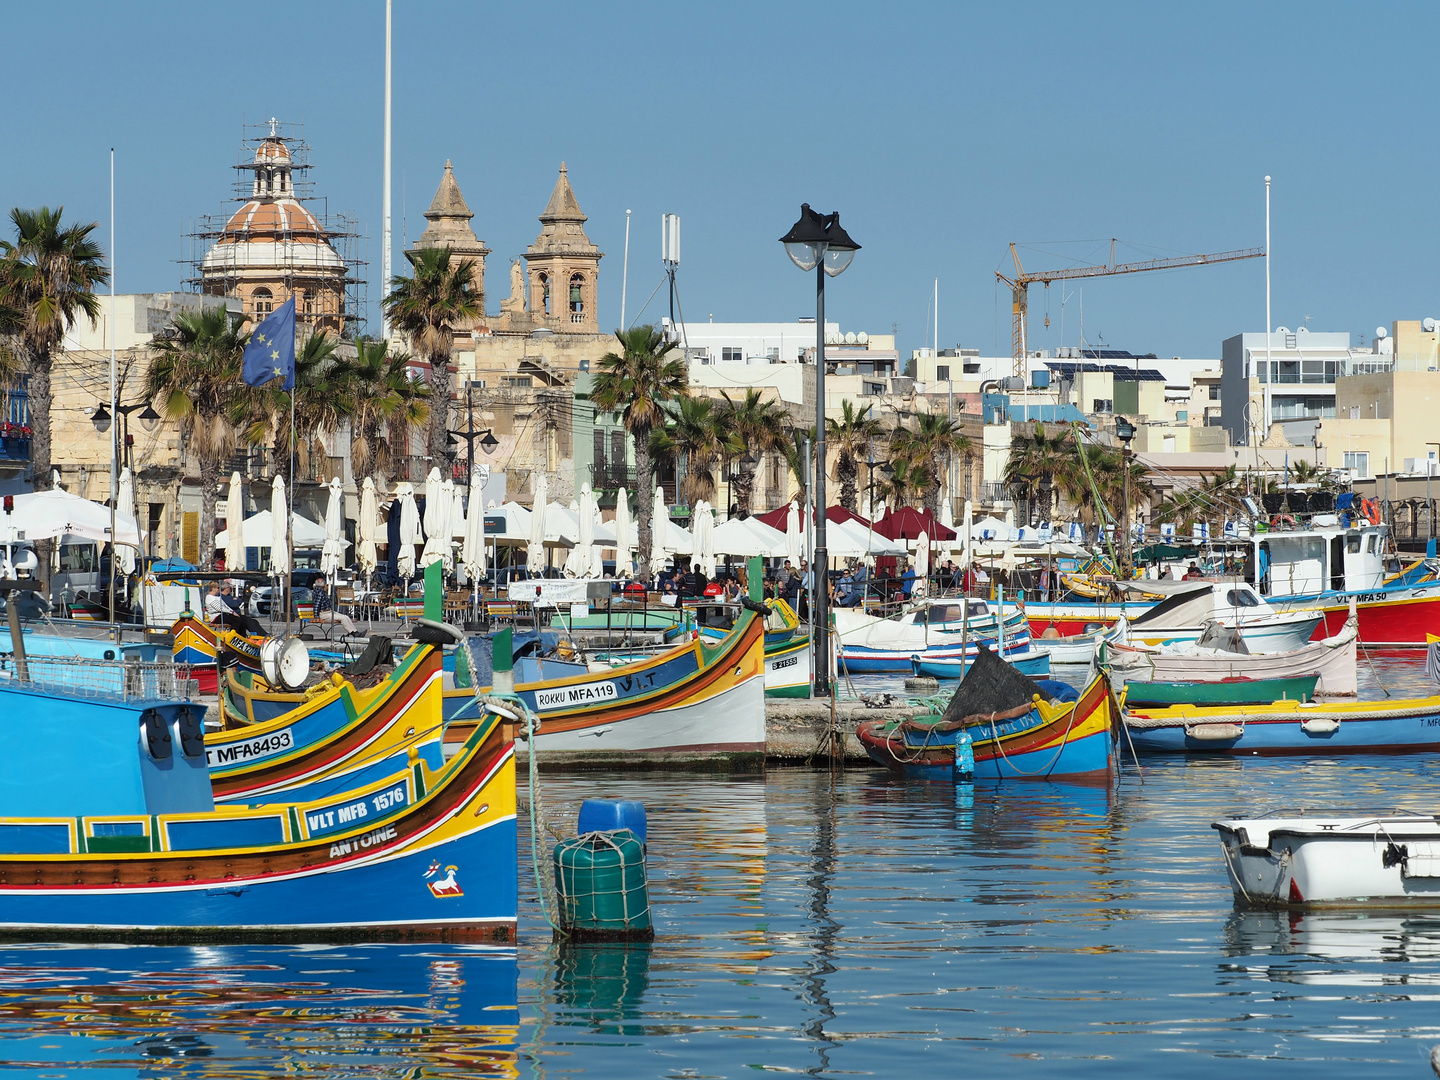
591 325 688 561
826 400 882 512
144 307 248 567
336 337 431 489
889 411 969 514
382 247 479 466
0 207 109 506
718 388 790 515
1004 421 1073 523
652 395 734 507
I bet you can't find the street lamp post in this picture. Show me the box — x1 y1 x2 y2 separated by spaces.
781 204 860 697
92 399 161 624
1115 417 1137 579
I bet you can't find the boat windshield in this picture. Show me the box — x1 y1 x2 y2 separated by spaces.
1225 588 1260 607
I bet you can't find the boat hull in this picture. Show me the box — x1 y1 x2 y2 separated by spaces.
856 675 1115 781
1123 675 1318 707
840 633 1034 673
1214 815 1440 908
764 637 811 698
910 649 1051 680
1269 584 1440 647
1125 695 1440 754
0 712 519 940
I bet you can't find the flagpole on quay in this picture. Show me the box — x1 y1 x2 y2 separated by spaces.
109 148 117 636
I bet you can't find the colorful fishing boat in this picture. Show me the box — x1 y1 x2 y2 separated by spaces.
1213 810 1440 908
170 613 222 694
1102 612 1358 697
212 632 449 804
1122 674 1318 708
909 648 1051 680
856 650 1115 781
1124 691 1440 754
0 645 517 940
837 602 1035 673
229 606 769 765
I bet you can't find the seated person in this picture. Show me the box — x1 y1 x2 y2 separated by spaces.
898 560 916 600
309 581 359 637
207 584 264 636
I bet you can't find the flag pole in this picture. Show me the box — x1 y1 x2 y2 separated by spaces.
285 327 295 638
108 147 117 636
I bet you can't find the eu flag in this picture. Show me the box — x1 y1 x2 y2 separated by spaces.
241 297 296 390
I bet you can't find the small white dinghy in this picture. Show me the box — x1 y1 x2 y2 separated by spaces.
1214 810 1440 908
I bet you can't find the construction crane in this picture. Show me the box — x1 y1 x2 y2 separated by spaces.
995 240 1266 378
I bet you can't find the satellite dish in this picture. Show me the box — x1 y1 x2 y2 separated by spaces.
1275 326 1291 334
1376 326 1388 339
1424 318 1437 333
1296 326 1309 334
857 331 869 344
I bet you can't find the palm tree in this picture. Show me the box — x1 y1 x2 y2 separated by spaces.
889 412 968 514
144 307 247 567
238 331 347 479
826 400 882 512
718 388 790 515
0 207 109 502
336 338 431 489
781 423 817 498
382 247 479 466
1004 421 1071 522
591 325 687 560
653 395 733 507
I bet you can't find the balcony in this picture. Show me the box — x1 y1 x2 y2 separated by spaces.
0 389 31 463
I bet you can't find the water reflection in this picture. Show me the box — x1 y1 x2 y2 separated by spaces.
0 943 517 1078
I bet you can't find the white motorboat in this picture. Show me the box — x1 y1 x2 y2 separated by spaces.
1104 609 1358 696
1213 810 1440 908
1032 618 1127 664
1119 579 1323 654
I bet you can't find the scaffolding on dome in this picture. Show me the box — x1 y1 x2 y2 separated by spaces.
180 118 367 339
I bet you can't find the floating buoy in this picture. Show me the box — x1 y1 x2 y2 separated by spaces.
554 799 653 941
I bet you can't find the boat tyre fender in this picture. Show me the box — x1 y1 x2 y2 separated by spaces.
1270 513 1296 530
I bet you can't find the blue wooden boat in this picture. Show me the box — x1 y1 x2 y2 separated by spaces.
856 673 1115 781
0 648 518 941
1124 692 1440 754
910 648 1051 680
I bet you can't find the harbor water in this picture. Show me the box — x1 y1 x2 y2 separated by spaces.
0 656 1437 1077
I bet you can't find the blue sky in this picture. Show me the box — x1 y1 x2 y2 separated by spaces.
4 1 1437 359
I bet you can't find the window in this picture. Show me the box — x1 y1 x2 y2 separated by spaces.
569 273 584 317
1367 533 1377 554
767 347 779 361
1092 398 1113 414
1208 384 1221 400
538 273 550 315
1276 361 1299 383
1346 534 1361 554
864 381 885 395
503 375 533 389
936 365 950 381
1225 588 1260 608
252 288 273 318
59 543 95 573
722 347 743 363
1342 451 1369 477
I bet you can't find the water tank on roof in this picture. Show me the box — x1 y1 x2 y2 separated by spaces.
857 332 869 344
845 331 857 344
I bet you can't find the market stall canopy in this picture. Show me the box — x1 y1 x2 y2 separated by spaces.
215 510 336 550
873 506 955 542
0 488 142 547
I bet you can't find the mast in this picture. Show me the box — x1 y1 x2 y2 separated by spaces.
381 0 392 339
108 148 117 634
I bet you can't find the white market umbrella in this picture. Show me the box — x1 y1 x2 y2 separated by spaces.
215 510 334 549
462 479 487 584
115 467 137 575
269 474 290 577
712 516 779 557
861 496 872 522
959 500 975 570
224 471 245 576
422 475 453 570
395 482 421 580
321 476 345 577
527 473 549 574
694 500 716 578
785 500 803 566
358 477 379 577
649 485 668 577
451 483 468 539
915 529 930 585
613 487 633 575
873 503 886 524
0 488 141 548
577 482 597 577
